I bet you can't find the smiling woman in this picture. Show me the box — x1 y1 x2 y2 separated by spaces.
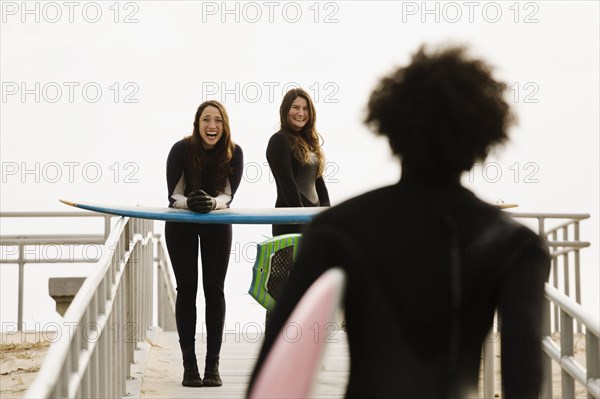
164 100 244 388
266 88 331 237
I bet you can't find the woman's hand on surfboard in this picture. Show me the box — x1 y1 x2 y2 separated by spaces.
187 190 217 213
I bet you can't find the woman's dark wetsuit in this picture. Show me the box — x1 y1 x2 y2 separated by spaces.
266 131 330 236
248 171 551 398
165 139 243 359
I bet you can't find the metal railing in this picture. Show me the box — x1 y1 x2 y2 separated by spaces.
481 212 596 398
155 233 177 332
24 216 157 398
1 211 595 397
0 211 180 397
540 284 600 399
0 211 112 330
512 212 591 326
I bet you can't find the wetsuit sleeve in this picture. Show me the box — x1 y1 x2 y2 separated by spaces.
497 231 550 398
170 174 189 209
266 133 303 207
214 180 232 209
166 140 186 208
213 145 244 209
316 176 330 206
229 144 244 199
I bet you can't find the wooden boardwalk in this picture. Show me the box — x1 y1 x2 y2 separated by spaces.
0 330 590 398
136 329 349 399
133 329 591 399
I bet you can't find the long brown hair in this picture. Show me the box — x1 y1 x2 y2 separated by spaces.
279 88 326 177
183 100 236 196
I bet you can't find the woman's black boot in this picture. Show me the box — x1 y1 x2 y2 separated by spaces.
182 357 203 387
203 356 222 387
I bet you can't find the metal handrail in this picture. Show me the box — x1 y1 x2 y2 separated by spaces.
1 234 105 242
511 213 589 327
545 285 599 342
0 212 113 330
0 211 112 240
481 212 594 398
24 216 156 398
540 285 600 398
507 212 590 220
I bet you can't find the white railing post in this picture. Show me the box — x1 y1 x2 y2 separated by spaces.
104 215 111 241
482 330 495 398
18 242 24 330
574 221 582 333
154 234 177 332
540 295 553 399
587 333 600 399
551 230 559 332
560 307 576 397
562 226 570 297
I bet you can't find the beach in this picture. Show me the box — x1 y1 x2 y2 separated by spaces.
0 332 55 399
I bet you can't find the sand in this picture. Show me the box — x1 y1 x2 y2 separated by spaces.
0 332 57 399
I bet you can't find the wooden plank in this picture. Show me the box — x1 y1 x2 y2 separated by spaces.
138 329 589 398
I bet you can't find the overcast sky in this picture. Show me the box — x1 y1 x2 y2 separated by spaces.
1 1 598 331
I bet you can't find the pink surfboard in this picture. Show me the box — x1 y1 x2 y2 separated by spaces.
248 267 346 399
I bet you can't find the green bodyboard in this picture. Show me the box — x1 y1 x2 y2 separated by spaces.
248 234 301 311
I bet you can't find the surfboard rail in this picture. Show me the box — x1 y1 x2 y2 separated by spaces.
59 199 328 224
60 199 518 224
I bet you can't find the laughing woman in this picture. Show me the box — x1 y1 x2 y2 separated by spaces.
165 100 243 387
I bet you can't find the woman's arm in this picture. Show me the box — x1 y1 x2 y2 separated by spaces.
166 140 188 209
316 176 330 206
229 144 244 199
213 144 244 209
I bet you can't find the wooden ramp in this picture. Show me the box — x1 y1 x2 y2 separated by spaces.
137 330 349 399
135 329 590 398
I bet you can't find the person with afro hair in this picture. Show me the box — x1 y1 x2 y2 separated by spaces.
247 43 550 398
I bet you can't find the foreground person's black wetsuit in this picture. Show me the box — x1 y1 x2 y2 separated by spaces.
266 131 330 236
165 139 243 359
248 171 551 398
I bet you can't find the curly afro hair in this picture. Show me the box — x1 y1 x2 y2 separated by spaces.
365 44 516 175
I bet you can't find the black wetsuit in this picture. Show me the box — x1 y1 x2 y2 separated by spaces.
164 139 243 360
266 131 330 236
248 171 551 398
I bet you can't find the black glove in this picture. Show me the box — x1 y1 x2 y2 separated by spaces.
187 190 217 213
